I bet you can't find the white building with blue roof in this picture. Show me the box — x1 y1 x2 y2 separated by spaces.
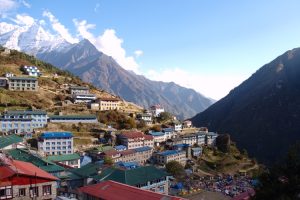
153 150 186 166
0 110 48 134
38 132 74 156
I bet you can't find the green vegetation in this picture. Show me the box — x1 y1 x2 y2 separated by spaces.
254 143 300 200
166 160 185 178
98 110 136 129
197 144 258 175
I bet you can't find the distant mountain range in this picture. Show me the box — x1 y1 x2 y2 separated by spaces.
0 22 214 119
191 48 300 164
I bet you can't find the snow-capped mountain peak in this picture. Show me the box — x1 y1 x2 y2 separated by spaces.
0 21 72 55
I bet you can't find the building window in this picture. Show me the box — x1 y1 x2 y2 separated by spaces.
30 186 39 197
19 188 26 196
42 185 51 196
0 187 12 198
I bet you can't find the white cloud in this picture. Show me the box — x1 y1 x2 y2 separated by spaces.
43 11 79 44
0 0 18 16
73 19 140 72
94 3 100 13
11 14 35 26
134 50 143 58
21 0 30 8
146 67 247 100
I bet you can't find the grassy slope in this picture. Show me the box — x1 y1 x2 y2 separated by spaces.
0 49 142 114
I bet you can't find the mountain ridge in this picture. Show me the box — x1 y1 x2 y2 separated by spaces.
191 47 300 164
0 22 214 119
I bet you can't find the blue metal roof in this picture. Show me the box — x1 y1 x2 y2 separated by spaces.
115 145 127 151
133 146 152 152
157 150 182 156
149 132 164 136
174 143 190 148
162 128 173 132
41 132 73 139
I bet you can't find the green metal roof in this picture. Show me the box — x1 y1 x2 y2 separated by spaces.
69 162 103 179
70 86 89 90
49 115 97 119
9 77 37 81
95 166 168 186
5 110 47 115
46 153 80 162
7 148 65 173
0 134 23 149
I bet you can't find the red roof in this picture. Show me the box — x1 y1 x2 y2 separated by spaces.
103 149 120 157
120 131 144 139
0 159 58 181
79 180 186 200
144 135 154 140
121 149 135 156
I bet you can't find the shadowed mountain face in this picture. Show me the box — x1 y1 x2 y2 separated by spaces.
38 39 213 119
191 48 300 164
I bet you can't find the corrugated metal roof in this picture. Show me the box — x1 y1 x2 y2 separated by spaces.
9 76 37 81
78 180 185 200
157 150 183 156
133 146 152 152
46 153 80 162
96 166 168 186
40 132 73 138
0 134 23 149
49 115 97 120
5 110 47 115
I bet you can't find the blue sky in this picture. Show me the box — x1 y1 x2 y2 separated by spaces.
2 0 300 99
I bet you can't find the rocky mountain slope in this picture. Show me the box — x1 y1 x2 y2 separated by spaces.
0 22 214 119
37 39 213 119
191 48 300 164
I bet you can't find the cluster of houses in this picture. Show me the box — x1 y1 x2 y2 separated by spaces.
0 123 218 199
0 64 219 199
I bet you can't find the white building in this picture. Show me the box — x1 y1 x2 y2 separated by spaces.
154 150 186 166
118 131 154 150
72 94 96 103
38 132 74 155
150 105 165 117
21 66 41 77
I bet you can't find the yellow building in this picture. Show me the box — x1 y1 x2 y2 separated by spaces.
97 97 121 111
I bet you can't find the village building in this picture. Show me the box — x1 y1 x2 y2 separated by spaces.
149 131 166 145
191 147 202 158
118 131 154 149
101 146 152 165
172 121 183 132
89 102 100 110
150 104 165 117
0 77 8 87
162 128 177 139
78 180 184 200
0 110 48 134
21 65 41 77
206 132 218 146
153 150 186 166
97 97 121 111
8 77 38 91
72 94 96 103
136 113 152 125
0 134 24 150
38 132 74 156
96 165 170 194
6 148 65 176
69 86 90 94
183 120 192 128
46 153 81 168
0 156 58 200
48 114 98 123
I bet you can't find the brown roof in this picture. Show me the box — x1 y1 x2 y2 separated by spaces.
121 149 135 156
144 135 154 140
120 131 144 139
